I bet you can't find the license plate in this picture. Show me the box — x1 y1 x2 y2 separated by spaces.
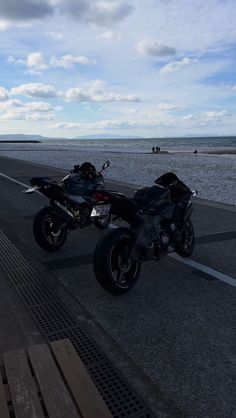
91 204 111 217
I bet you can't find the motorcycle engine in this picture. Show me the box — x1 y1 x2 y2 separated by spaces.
70 204 91 224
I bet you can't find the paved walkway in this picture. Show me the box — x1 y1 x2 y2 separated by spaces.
0 155 235 418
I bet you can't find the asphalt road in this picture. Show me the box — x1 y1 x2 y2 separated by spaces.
0 155 235 418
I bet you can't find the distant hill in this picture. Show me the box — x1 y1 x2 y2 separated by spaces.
74 134 143 140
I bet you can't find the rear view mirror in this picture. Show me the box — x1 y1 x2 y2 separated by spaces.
102 160 110 170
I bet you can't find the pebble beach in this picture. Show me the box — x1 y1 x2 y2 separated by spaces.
0 140 235 206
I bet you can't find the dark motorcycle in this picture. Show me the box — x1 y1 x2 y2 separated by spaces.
93 172 197 294
24 161 111 251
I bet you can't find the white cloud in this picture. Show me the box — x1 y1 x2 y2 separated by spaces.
181 110 231 125
46 31 64 40
8 52 48 75
7 56 25 65
26 112 55 121
181 114 195 121
0 111 55 122
10 83 58 98
8 52 96 73
0 98 57 123
0 19 31 30
52 117 168 131
27 52 46 67
65 79 140 103
60 0 133 26
25 101 53 112
0 87 9 101
49 54 96 69
156 103 184 111
54 122 81 129
0 99 23 110
160 57 198 74
92 119 136 129
0 111 25 121
25 52 48 74
0 99 53 112
8 80 139 105
204 110 231 120
98 30 120 42
0 20 11 30
130 108 139 114
137 37 176 57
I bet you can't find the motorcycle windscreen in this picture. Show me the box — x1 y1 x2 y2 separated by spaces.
64 173 104 195
155 172 191 202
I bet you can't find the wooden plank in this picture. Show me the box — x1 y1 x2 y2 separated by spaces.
51 339 113 418
0 368 10 418
3 349 44 418
28 343 80 418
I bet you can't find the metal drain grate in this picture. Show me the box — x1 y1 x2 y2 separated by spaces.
0 231 155 418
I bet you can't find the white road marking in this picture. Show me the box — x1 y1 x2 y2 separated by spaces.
1 172 236 287
0 172 29 188
169 253 236 288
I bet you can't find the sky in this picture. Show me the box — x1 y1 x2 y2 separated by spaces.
0 0 236 138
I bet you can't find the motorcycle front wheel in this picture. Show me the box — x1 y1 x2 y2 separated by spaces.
93 228 141 294
175 219 195 257
33 207 67 252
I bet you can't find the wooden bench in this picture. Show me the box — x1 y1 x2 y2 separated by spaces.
0 339 113 418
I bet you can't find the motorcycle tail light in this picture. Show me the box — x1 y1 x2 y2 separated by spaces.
93 192 110 202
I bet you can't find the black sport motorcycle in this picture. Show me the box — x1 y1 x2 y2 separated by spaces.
24 161 111 251
93 172 197 294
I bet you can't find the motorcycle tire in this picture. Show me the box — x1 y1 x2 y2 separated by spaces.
33 207 67 252
94 213 111 230
93 228 141 294
175 219 195 257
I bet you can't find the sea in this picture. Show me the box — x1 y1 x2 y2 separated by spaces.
41 136 236 153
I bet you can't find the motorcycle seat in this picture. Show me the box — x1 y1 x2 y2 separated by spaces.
30 177 59 187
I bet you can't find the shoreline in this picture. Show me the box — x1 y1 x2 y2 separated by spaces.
0 144 235 206
0 153 236 212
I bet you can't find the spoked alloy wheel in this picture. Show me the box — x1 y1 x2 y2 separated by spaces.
175 219 195 257
33 207 67 252
93 228 141 294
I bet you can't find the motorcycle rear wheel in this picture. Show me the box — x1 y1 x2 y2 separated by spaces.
33 207 67 252
175 219 195 257
93 228 141 294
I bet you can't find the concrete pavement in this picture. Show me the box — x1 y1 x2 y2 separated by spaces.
0 155 235 418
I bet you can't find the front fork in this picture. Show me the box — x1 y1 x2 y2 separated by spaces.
183 201 193 226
